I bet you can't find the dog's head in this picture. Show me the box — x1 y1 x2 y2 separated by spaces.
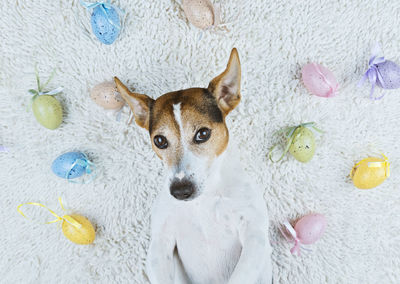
115 48 241 201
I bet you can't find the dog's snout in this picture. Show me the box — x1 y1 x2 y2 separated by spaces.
170 178 195 200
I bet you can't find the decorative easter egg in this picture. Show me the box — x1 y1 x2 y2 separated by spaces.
32 95 63 130
51 152 88 179
359 44 400 99
62 214 95 245
294 214 326 245
302 63 338 97
91 4 120 45
288 127 315 163
183 0 216 29
351 156 390 189
375 60 400 89
90 81 125 110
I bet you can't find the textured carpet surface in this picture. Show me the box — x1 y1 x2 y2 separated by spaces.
1 0 400 283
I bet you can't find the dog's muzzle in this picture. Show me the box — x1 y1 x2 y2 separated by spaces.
169 178 195 200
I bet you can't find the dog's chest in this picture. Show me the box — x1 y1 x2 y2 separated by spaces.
174 196 242 282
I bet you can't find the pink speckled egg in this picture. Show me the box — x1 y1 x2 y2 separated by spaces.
90 81 125 110
294 213 326 245
302 63 338 98
183 0 216 29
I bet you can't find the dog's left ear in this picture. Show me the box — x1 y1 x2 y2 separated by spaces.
208 48 241 116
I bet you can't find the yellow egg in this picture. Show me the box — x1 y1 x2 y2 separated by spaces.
90 81 125 110
183 0 216 29
61 214 95 245
351 157 389 189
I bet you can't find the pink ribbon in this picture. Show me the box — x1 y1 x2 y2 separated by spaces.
281 221 301 256
312 63 338 97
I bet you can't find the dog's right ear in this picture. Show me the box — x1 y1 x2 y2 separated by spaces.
114 77 154 130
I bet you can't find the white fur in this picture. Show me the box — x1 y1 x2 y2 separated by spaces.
173 103 184 139
170 103 209 198
146 143 273 284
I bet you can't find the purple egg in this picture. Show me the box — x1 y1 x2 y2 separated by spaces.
376 60 400 89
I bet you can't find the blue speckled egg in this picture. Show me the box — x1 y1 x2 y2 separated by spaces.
91 4 120 45
51 152 87 179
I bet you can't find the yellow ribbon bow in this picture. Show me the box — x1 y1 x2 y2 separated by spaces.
367 153 390 177
352 153 390 178
17 197 82 229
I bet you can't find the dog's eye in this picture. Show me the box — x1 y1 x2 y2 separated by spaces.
194 128 211 144
154 135 168 149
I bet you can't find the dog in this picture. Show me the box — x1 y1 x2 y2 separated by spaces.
114 48 272 284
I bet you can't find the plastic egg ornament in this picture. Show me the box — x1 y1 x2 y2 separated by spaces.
269 122 321 163
351 156 390 189
374 60 400 89
281 214 326 255
183 0 218 29
62 214 96 245
81 1 122 45
90 81 125 110
294 214 326 245
51 152 93 180
359 44 400 99
17 199 96 246
32 95 63 130
302 63 339 98
288 126 316 163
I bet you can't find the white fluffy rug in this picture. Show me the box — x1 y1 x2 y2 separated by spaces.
1 0 400 283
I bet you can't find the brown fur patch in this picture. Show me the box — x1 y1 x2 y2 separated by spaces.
149 88 228 168
115 48 241 169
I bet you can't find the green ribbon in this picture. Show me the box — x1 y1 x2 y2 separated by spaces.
27 66 63 110
268 122 323 163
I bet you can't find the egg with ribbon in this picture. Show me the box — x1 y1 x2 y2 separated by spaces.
288 126 316 163
81 1 122 45
90 81 125 110
32 95 63 130
281 214 326 255
359 44 400 100
351 155 390 189
17 198 96 245
51 151 94 181
28 68 63 130
62 214 96 245
302 63 338 98
182 0 219 30
269 122 321 163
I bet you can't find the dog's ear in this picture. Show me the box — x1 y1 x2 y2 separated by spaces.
208 48 241 116
114 77 154 130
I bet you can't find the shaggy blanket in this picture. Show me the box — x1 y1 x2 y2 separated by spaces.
1 0 399 283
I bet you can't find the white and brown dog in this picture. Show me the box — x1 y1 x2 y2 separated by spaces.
115 48 272 284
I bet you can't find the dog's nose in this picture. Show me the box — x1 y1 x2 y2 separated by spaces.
169 178 195 200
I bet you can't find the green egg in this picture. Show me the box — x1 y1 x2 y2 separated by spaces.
288 126 315 163
32 95 63 130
